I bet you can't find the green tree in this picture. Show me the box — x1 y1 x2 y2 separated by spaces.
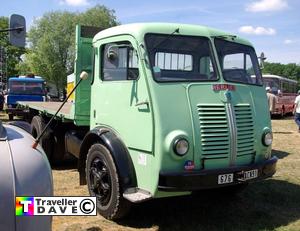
27 11 75 91
0 17 25 79
22 5 118 93
78 5 118 28
262 62 300 88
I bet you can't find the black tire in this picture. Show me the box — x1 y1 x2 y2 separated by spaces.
8 114 14 121
31 116 53 161
86 143 131 220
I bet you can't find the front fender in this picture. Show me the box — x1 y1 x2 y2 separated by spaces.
78 127 137 191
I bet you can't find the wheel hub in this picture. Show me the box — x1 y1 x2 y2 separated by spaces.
89 157 111 206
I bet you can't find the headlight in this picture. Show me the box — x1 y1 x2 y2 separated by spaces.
173 138 189 156
262 131 273 146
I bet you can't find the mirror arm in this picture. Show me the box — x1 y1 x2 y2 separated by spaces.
0 26 24 33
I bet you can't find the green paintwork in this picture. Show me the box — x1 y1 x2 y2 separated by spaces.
89 23 272 197
73 25 94 126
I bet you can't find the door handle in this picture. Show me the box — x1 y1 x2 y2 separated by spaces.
135 101 149 107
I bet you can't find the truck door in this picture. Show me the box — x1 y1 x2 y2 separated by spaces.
91 35 153 152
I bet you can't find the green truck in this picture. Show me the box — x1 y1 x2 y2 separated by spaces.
19 23 277 219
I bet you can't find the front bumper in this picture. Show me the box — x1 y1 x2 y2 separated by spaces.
158 156 278 191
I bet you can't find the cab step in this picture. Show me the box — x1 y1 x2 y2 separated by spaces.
123 188 152 203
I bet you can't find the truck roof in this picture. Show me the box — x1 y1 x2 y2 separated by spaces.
93 22 253 47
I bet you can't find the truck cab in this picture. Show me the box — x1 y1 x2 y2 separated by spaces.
6 76 46 120
77 23 277 219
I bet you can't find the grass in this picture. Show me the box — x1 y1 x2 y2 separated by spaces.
1 112 300 231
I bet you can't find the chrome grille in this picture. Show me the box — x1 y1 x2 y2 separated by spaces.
234 104 254 157
197 104 230 159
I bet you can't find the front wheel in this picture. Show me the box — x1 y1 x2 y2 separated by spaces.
86 143 131 220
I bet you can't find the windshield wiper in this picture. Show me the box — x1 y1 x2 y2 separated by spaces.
150 28 180 51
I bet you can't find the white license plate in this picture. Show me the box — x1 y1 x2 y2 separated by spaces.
243 169 258 180
218 173 234 184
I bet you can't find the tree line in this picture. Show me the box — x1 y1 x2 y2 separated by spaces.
262 62 300 83
0 6 299 93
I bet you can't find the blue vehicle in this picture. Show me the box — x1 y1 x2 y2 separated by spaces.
5 76 46 120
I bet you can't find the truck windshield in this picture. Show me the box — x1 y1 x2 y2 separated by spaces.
214 38 262 85
145 34 218 82
9 81 45 95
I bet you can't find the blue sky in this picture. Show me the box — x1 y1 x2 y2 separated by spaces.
1 0 299 64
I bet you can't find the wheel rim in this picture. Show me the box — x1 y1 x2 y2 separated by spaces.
89 157 112 206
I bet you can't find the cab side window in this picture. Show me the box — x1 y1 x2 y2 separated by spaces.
102 42 139 81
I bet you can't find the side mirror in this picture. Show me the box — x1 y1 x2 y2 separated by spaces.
106 44 134 62
9 14 26 47
107 48 118 61
258 52 266 70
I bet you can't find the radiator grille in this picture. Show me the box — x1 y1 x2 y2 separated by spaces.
234 104 254 157
197 103 254 162
197 104 230 159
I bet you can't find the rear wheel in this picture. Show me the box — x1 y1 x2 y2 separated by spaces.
31 116 53 161
86 143 131 220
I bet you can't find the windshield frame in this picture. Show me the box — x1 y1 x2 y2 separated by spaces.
144 33 219 83
214 38 263 86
